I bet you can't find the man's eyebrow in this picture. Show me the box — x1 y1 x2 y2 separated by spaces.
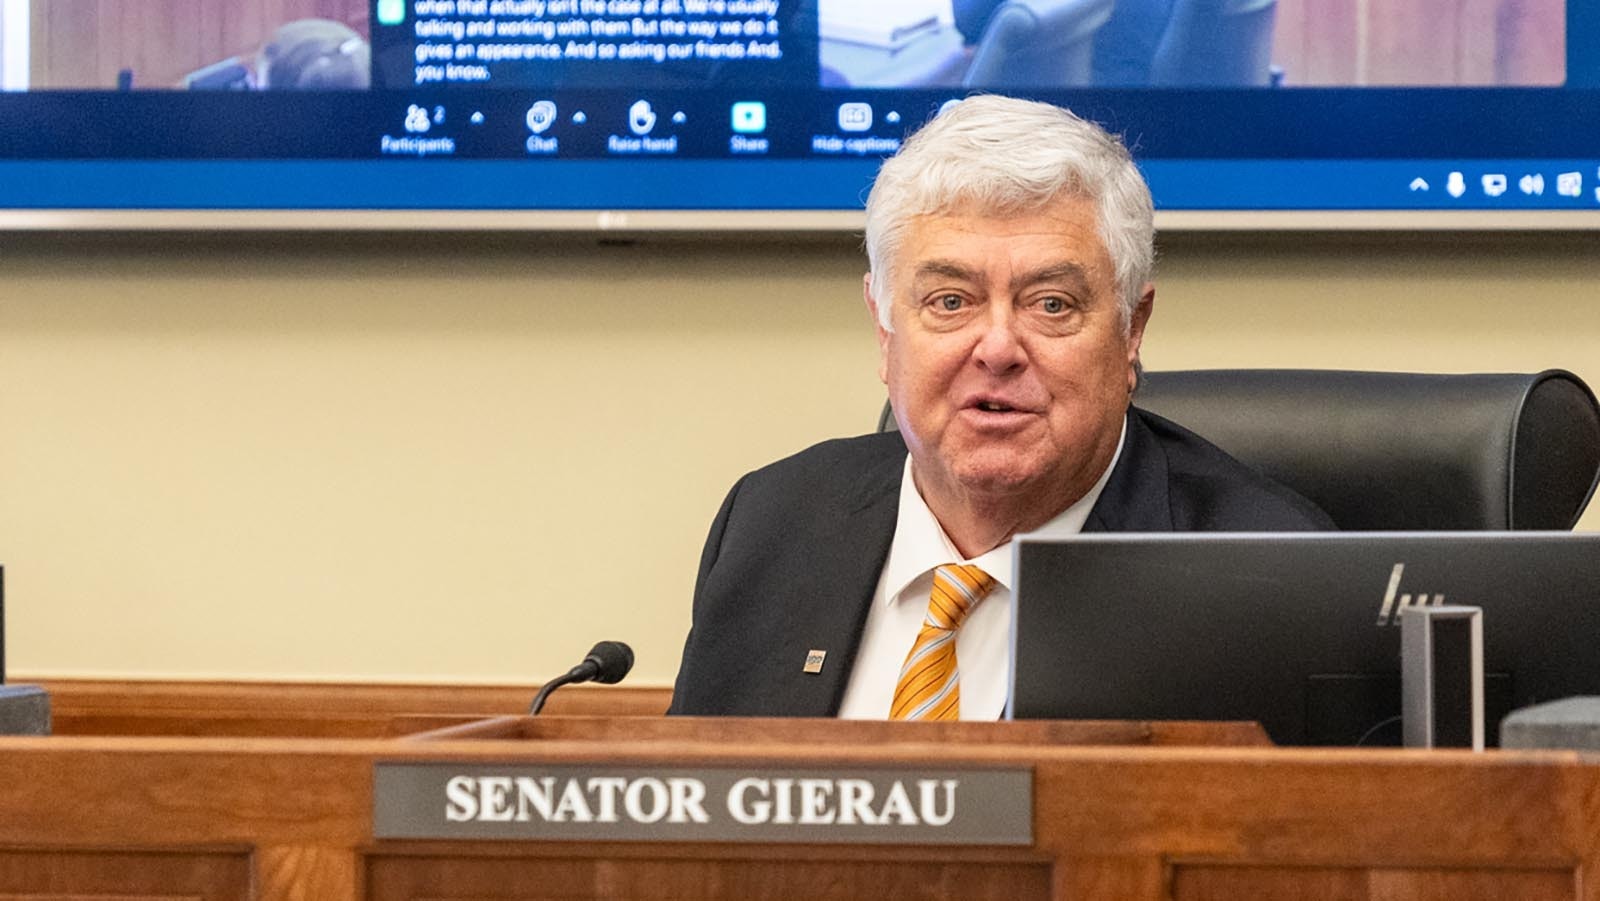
1017 261 1091 286
909 259 1096 291
910 260 981 283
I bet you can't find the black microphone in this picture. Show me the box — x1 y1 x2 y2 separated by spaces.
528 641 635 715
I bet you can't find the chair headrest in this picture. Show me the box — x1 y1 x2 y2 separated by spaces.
1136 369 1600 530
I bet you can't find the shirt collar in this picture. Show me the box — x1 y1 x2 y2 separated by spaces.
881 418 1128 605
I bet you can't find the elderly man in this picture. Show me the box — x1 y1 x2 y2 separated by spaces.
669 95 1330 719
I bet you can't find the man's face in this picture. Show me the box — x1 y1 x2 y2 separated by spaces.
867 197 1153 513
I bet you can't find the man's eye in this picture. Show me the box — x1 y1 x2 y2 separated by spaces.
1040 297 1068 314
938 294 965 312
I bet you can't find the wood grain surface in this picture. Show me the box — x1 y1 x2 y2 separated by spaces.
0 720 1594 900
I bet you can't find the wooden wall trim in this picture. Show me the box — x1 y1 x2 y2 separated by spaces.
16 677 672 738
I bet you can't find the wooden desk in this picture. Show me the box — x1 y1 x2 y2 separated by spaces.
0 709 1594 900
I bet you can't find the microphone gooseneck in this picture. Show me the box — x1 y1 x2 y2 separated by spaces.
529 640 635 715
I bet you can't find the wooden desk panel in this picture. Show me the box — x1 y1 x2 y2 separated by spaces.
367 851 1052 901
1172 865 1575 901
0 715 1594 900
0 849 250 901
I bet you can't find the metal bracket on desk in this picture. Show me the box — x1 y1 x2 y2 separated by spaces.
1402 604 1484 750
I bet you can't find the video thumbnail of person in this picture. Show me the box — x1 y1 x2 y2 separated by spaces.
816 0 1566 88
7 0 371 90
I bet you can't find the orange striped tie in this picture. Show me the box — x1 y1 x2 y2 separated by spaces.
889 564 997 721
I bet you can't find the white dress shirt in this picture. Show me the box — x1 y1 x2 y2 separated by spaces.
837 423 1126 720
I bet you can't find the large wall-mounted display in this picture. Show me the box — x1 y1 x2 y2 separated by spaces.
0 0 1594 230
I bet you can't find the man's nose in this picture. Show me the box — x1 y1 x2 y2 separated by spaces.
971 305 1026 373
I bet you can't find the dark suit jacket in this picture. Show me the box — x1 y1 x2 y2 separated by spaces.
668 407 1334 716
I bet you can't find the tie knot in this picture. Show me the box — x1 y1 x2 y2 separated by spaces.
927 563 997 632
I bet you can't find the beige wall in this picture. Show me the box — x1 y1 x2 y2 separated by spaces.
3 231 1598 688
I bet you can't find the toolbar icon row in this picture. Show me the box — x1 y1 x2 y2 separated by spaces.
1432 170 1587 199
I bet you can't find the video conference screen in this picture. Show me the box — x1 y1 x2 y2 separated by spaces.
0 0 1595 228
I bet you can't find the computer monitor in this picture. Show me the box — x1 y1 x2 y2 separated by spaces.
1007 532 1600 746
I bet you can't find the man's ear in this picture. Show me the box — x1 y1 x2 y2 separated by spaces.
864 273 890 385
1126 284 1155 393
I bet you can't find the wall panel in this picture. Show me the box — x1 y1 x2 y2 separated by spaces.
3 232 1599 686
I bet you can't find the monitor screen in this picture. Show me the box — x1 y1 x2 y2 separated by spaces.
1 0 1595 230
1008 532 1600 746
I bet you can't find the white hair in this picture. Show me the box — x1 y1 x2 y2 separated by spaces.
864 95 1154 331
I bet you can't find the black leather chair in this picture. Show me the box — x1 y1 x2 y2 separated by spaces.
1136 369 1600 530
878 369 1600 531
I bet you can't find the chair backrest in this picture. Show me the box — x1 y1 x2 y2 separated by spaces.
1136 369 1600 530
877 369 1600 530
1148 0 1278 86
962 0 1117 88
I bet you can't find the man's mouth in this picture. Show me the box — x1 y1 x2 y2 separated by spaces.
975 401 1017 413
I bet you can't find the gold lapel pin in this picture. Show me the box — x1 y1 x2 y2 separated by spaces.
803 649 826 674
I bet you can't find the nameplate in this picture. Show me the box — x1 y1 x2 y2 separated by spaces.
373 763 1032 845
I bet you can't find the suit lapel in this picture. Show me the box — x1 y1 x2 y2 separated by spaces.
773 444 903 716
1085 408 1175 533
